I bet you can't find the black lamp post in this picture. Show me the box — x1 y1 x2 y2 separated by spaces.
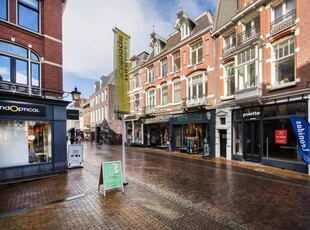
63 86 81 101
70 86 81 101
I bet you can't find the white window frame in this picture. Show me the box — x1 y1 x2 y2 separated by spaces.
147 66 154 83
190 40 203 66
235 47 258 90
146 89 156 108
172 51 180 73
160 58 168 78
223 63 235 97
187 73 206 100
272 38 295 86
161 84 168 106
173 79 181 103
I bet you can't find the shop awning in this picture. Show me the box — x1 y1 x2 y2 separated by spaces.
125 115 140 121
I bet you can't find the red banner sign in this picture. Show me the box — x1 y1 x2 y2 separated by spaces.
275 130 287 144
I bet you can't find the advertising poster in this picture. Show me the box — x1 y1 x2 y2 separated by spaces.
98 161 124 196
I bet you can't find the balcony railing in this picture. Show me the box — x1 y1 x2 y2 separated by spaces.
0 81 41 96
182 95 207 108
222 42 236 57
270 10 295 36
145 106 156 114
237 24 260 47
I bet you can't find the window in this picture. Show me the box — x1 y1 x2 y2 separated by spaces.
134 74 139 88
274 0 295 20
270 0 295 35
18 0 39 32
181 22 190 39
187 74 206 101
0 41 41 93
161 85 168 105
147 89 156 108
172 51 180 73
160 58 168 77
223 32 236 57
190 40 202 65
134 94 139 111
147 66 154 83
0 0 8 20
236 47 257 90
173 79 181 103
0 121 52 167
224 63 235 97
272 38 295 85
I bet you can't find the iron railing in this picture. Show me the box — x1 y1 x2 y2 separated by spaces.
237 24 260 47
270 10 295 36
0 81 41 96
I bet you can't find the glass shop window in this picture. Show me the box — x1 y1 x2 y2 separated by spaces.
0 120 52 167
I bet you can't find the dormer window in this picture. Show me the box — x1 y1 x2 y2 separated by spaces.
181 22 190 39
150 32 166 56
175 10 196 41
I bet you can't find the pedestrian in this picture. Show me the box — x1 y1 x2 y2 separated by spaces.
70 135 75 145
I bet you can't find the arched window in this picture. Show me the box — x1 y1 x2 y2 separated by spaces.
0 41 41 94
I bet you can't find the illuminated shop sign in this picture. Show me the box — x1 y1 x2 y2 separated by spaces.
0 102 46 116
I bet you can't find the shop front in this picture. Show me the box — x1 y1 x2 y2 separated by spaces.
125 115 143 146
171 110 215 155
0 95 69 183
232 100 308 173
143 115 169 148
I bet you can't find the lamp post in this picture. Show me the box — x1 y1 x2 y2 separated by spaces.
63 86 81 101
70 86 81 101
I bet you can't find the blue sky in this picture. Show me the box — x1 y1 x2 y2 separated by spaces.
63 0 217 98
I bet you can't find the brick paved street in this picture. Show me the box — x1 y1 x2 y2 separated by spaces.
0 141 309 230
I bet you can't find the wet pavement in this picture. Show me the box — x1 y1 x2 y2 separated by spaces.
0 141 310 230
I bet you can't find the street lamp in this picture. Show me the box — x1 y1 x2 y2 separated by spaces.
63 86 81 101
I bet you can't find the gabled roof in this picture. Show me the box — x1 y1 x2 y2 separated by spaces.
146 10 214 63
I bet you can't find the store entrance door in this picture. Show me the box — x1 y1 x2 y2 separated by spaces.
219 130 227 158
244 121 261 162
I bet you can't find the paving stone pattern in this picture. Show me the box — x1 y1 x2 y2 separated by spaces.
0 142 309 230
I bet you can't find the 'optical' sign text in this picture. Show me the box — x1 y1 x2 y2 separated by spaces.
0 102 46 116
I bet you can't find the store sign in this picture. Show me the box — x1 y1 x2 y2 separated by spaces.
0 102 45 116
275 130 287 144
290 116 310 164
243 110 260 119
66 109 79 120
98 161 124 196
68 144 83 168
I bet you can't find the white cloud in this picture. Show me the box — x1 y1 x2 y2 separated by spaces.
63 0 216 80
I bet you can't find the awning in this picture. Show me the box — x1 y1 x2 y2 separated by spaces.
125 115 140 121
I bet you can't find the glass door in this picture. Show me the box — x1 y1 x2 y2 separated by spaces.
244 121 261 162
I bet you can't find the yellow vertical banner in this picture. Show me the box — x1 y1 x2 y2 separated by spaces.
114 27 130 114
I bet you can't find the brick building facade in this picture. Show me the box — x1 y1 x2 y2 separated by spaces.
0 0 70 182
127 1 309 173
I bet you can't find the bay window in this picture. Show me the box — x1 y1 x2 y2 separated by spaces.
236 47 257 90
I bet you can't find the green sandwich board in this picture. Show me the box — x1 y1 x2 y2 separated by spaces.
98 161 124 196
